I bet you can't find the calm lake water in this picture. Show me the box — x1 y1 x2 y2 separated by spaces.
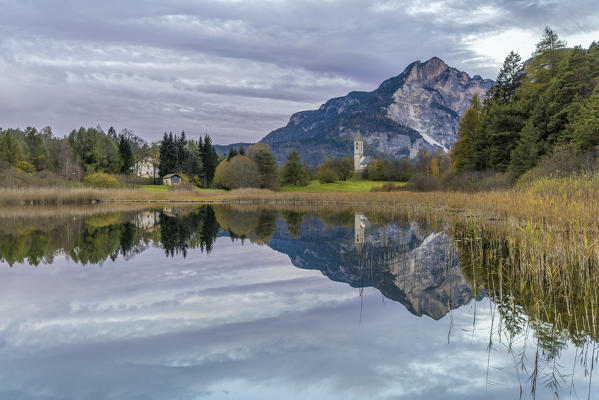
0 205 596 399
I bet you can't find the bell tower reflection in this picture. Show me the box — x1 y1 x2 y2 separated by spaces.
354 213 367 250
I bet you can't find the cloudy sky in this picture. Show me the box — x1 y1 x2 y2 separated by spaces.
1 0 598 144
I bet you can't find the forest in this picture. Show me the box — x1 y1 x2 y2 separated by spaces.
0 125 221 187
451 27 599 180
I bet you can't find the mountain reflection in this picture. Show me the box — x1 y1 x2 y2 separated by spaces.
0 206 472 319
0 206 596 337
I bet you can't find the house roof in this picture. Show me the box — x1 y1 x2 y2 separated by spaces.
162 173 180 179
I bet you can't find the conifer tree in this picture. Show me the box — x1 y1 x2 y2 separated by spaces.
201 134 218 186
588 41 599 80
118 134 133 173
493 51 524 104
509 119 541 176
159 132 177 176
227 147 238 161
281 149 306 185
450 94 483 172
544 47 593 147
247 143 278 189
534 26 567 70
569 86 599 150
177 131 187 171
108 126 118 142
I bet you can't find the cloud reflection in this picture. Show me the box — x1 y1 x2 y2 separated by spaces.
1 235 593 399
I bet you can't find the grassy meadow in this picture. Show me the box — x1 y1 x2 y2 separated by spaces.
138 184 226 193
280 179 403 192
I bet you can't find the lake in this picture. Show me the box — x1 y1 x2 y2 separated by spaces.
0 205 597 399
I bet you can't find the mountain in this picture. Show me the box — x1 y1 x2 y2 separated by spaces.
213 142 255 155
260 57 494 165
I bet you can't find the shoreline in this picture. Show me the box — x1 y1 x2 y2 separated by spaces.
0 182 596 232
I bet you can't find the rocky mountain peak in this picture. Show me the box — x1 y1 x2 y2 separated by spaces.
260 57 495 165
404 57 449 82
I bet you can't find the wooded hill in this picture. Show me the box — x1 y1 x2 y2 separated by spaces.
451 27 599 177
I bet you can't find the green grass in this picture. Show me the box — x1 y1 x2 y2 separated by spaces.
138 180 403 193
138 184 225 193
139 185 169 192
280 179 405 192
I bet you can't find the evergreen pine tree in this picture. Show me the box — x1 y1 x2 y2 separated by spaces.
588 41 599 80
509 119 541 177
159 132 177 176
450 94 483 172
249 145 277 189
569 86 599 150
196 136 206 184
108 126 118 142
177 131 187 172
534 26 567 70
227 147 238 160
494 51 524 103
118 134 133 173
201 134 218 186
485 101 527 171
544 46 593 148
281 149 306 185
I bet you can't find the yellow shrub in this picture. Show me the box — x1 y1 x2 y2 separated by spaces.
83 172 121 188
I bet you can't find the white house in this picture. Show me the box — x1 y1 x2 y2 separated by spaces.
134 211 160 230
133 158 159 179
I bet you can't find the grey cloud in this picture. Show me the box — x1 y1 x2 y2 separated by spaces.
0 0 597 142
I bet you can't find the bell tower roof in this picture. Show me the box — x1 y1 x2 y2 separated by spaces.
354 130 363 141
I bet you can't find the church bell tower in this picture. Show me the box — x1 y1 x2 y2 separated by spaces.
354 131 364 172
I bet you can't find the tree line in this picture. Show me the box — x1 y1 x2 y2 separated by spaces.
451 27 599 178
158 132 219 187
0 125 156 178
0 124 223 187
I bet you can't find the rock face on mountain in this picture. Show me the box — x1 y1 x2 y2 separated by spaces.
261 57 494 165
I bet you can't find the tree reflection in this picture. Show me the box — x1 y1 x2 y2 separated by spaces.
160 205 219 257
281 210 305 238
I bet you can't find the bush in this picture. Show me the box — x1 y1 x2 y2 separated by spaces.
518 146 599 186
317 168 338 183
316 159 339 183
83 172 121 188
404 173 439 192
367 160 386 180
370 183 405 192
0 163 72 187
363 157 414 181
15 161 34 173
191 175 203 187
438 169 513 191
213 155 260 190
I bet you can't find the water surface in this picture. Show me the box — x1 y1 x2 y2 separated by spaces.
0 205 596 399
